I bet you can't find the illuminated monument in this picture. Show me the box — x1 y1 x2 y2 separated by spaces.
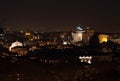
72 26 94 45
72 26 84 43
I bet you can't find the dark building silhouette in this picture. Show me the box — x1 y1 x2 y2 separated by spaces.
89 33 100 48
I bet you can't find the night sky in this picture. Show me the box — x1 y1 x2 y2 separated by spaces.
0 0 120 32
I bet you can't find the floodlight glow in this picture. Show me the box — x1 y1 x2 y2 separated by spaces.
99 34 108 43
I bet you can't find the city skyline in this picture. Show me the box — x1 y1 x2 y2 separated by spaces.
0 0 120 33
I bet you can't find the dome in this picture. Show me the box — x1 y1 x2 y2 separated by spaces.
9 41 23 51
76 26 83 31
